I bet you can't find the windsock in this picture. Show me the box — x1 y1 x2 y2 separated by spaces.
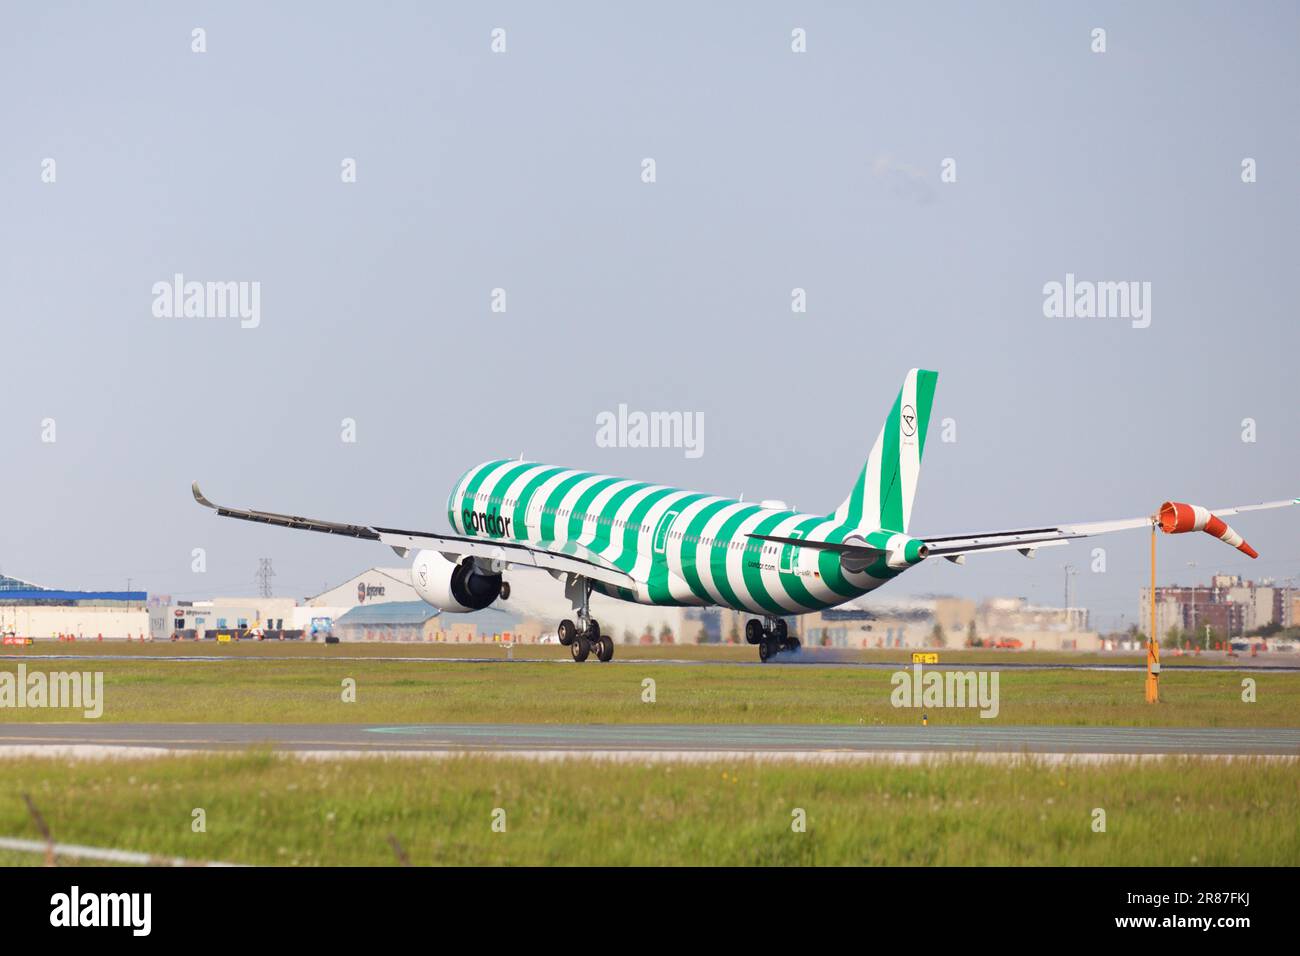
1157 501 1258 558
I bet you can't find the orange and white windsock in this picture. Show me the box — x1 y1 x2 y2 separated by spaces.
1157 501 1258 558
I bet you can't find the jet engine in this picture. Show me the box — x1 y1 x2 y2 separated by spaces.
839 532 929 573
410 549 502 612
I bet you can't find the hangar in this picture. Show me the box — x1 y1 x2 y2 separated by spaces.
306 567 420 608
332 602 524 642
0 572 149 639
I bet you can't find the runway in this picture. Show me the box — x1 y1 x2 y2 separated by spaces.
5 654 1297 672
0 723 1296 759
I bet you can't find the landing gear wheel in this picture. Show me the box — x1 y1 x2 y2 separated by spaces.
785 637 801 653
596 635 614 662
500 581 511 600
570 634 591 662
557 619 576 646
759 637 778 663
745 619 763 645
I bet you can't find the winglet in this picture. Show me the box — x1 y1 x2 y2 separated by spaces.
192 481 216 510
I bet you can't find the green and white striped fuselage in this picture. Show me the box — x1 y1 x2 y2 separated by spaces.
447 458 915 617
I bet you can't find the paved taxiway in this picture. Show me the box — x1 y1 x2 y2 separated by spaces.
0 723 1296 757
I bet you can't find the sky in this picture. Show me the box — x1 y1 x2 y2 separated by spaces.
2 1 1297 630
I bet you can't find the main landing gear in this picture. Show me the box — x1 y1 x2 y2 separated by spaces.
745 616 801 663
557 578 614 663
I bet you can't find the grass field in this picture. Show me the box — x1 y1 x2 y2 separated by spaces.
4 638 1278 666
0 752 1295 865
3 642 1294 867
2 652 1295 725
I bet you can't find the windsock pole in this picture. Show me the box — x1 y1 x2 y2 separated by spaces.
1146 520 1160 703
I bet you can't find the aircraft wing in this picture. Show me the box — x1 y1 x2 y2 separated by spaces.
918 497 1300 558
191 482 638 592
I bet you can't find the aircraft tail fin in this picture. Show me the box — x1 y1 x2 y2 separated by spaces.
832 368 938 532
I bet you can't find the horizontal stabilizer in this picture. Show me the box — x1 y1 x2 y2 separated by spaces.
745 533 882 559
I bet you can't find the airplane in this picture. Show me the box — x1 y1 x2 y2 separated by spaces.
193 368 1298 662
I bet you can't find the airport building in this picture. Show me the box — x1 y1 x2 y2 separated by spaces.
332 602 534 643
305 567 421 608
794 599 937 649
0 572 149 639
977 597 1096 650
306 567 544 642
147 596 302 641
332 601 443 642
1 561 1106 649
789 595 1099 651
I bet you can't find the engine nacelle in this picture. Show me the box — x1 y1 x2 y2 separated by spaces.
885 535 929 570
410 549 502 612
840 531 929 573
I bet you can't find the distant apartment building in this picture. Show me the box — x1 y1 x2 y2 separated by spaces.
1140 574 1294 641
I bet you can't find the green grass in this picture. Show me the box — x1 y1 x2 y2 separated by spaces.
0 753 1294 865
1 657 1295 725
5 637 1271 666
